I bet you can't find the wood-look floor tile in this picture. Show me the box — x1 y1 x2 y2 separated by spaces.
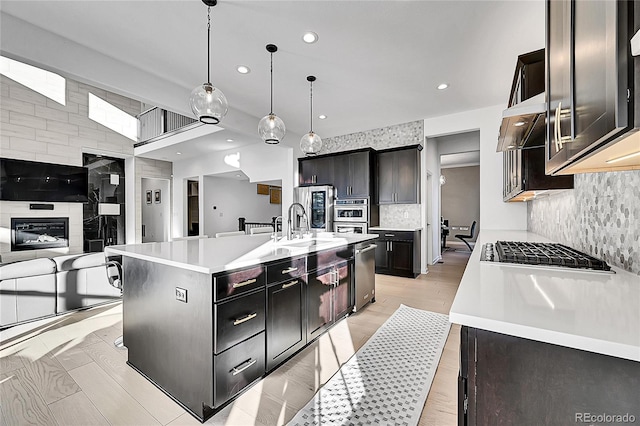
15 352 81 404
53 344 93 371
0 368 58 426
82 340 184 425
68 362 160 426
229 381 298 426
48 390 109 426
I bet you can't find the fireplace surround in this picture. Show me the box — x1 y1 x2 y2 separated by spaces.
11 217 69 251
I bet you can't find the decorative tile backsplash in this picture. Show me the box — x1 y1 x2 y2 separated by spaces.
321 120 423 154
528 170 640 275
379 204 422 229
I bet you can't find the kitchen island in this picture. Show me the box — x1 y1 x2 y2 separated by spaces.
106 232 377 422
450 230 640 425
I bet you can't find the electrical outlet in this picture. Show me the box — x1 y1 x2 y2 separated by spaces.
404 211 409 219
540 210 544 222
555 210 560 225
175 287 187 303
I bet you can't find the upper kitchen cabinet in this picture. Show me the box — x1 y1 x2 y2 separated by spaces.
299 155 334 186
298 148 376 199
498 48 574 202
546 0 637 175
377 145 422 204
332 149 375 199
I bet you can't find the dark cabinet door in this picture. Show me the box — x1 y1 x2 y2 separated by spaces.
266 277 306 371
332 154 350 198
306 266 334 342
394 148 419 203
389 240 413 276
546 0 632 174
546 0 572 173
333 262 352 321
570 0 630 159
374 239 390 273
377 152 395 204
299 157 334 186
348 152 371 198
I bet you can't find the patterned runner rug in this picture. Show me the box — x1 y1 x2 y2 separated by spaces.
288 304 451 426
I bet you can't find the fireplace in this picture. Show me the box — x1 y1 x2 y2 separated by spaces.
11 217 69 251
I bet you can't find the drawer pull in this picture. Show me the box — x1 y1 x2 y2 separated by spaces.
233 313 257 326
281 280 298 289
281 266 298 274
231 358 257 376
232 278 257 288
385 233 395 237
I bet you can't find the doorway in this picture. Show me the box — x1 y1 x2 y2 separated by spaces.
142 178 171 242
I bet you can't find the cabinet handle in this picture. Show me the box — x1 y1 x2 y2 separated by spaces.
281 267 298 274
554 103 561 152
233 313 257 326
389 241 393 251
385 233 395 237
231 358 257 376
281 280 298 289
232 278 257 288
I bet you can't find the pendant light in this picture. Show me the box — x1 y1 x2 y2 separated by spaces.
300 75 322 156
189 0 228 125
258 44 286 144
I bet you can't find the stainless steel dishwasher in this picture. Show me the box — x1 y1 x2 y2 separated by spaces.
354 242 377 311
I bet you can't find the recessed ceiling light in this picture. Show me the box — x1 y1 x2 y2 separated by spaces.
236 65 250 74
176 152 182 155
303 32 318 44
226 139 234 142
514 121 526 127
318 114 327 120
437 83 449 90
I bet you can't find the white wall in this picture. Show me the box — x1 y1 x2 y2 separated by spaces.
423 135 441 264
141 178 170 242
424 104 528 233
203 177 282 236
171 143 294 238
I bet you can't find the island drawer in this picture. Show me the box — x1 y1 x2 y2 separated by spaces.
214 331 265 408
266 257 306 284
214 289 265 354
214 265 265 302
307 246 354 272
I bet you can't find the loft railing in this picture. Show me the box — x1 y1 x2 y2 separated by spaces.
136 107 197 146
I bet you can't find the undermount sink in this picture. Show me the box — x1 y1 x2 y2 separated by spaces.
274 235 341 249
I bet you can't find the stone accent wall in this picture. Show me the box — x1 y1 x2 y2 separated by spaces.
0 74 141 262
321 120 424 228
528 170 640 275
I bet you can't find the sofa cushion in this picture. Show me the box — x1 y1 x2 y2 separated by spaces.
0 258 56 280
54 253 107 272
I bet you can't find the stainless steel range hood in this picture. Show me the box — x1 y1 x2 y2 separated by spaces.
496 93 546 152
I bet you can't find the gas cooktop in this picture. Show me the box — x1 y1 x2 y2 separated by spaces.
480 241 614 274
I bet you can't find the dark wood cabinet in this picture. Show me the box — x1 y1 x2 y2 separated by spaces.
332 150 373 198
546 0 633 175
376 145 421 204
266 276 307 371
298 148 376 199
299 155 334 186
459 326 640 425
374 230 420 278
306 260 352 342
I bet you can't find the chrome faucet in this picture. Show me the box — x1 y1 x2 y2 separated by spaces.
272 216 283 241
287 203 308 240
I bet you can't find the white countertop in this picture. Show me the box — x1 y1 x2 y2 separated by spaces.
369 227 423 231
450 230 640 362
105 233 378 275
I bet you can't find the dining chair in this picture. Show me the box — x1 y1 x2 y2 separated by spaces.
455 221 476 251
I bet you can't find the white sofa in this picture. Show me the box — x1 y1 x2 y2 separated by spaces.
54 253 121 313
0 253 121 329
0 258 57 327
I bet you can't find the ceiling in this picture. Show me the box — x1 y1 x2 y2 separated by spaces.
0 1 545 162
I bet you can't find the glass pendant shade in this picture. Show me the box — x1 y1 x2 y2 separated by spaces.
190 82 228 124
300 131 322 156
300 75 322 156
258 113 286 144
